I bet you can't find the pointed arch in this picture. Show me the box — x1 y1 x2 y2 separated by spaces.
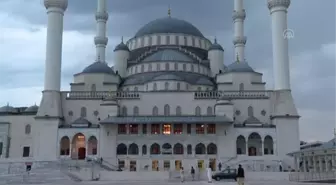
164 104 170 116
248 106 254 117
173 143 184 155
153 83 157 91
91 84 96 92
195 143 206 154
152 106 158 116
128 143 139 155
59 136 70 156
165 82 169 90
150 143 160 155
25 124 31 135
133 106 139 116
195 106 201 116
142 144 147 155
248 132 262 156
80 107 87 117
264 135 274 155
239 83 244 91
87 136 98 155
121 106 127 116
187 145 192 155
162 143 172 154
207 143 217 154
176 106 182 116
236 135 246 155
207 106 213 116
117 143 127 155
71 133 86 159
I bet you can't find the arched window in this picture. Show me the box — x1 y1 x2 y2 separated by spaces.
173 143 184 155
150 143 160 154
117 143 127 155
140 37 144 47
157 35 161 45
165 63 169 70
133 106 139 116
153 83 157 91
135 66 138 73
141 65 144 72
148 64 152 71
25 124 31 135
134 87 138 91
162 143 172 154
152 106 158 116
177 82 180 90
239 83 244 91
165 82 169 90
197 87 202 91
59 136 70 155
184 36 187 45
157 63 160 71
166 35 170 45
121 106 127 116
176 106 182 116
207 143 217 155
175 36 179 45
91 84 96 92
164 104 170 116
236 135 246 155
191 65 194 72
80 107 87 117
191 37 195 46
195 106 201 116
187 145 192 155
264 135 274 155
88 136 98 155
248 132 262 156
174 63 178 70
148 36 152 46
183 64 186 71
195 143 206 154
128 143 139 155
248 106 254 117
207 106 213 116
142 145 147 155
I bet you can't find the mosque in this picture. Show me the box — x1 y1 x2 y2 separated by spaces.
0 0 301 172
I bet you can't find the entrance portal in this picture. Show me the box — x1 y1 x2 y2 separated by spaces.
78 147 86 159
175 160 182 170
198 160 204 171
130 160 137 171
71 133 86 159
152 160 159 171
209 158 216 171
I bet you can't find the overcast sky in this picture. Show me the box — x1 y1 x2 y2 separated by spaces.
0 0 335 141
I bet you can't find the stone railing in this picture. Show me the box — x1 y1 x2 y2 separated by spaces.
62 91 140 100
289 171 336 182
194 91 271 99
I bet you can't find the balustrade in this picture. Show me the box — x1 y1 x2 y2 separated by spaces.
194 91 270 99
62 91 140 100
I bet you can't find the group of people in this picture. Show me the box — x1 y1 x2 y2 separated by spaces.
179 164 245 185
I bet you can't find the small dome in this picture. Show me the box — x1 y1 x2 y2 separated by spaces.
243 116 261 124
72 118 92 126
208 39 224 51
25 105 39 113
135 17 204 38
114 40 129 52
226 61 255 72
143 49 193 62
0 105 17 113
82 62 115 75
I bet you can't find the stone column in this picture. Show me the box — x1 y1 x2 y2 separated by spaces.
319 156 323 172
313 156 317 172
303 156 307 172
294 156 298 171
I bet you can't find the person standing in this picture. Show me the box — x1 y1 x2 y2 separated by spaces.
218 162 222 171
191 166 195 181
206 164 212 183
236 164 245 185
180 167 185 182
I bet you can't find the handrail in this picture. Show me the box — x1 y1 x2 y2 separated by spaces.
289 171 336 182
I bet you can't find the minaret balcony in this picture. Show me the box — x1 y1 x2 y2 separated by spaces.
232 9 246 21
95 12 108 21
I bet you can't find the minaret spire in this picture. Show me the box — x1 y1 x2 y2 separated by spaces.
94 0 108 63
233 0 247 61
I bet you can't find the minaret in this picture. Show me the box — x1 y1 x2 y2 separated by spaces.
233 0 247 61
267 0 291 90
37 0 68 117
35 0 68 161
94 0 108 62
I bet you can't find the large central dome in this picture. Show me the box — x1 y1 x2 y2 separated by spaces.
134 17 204 38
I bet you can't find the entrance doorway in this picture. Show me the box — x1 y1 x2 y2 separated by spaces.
152 160 159 171
198 160 204 171
175 160 182 170
78 147 86 159
130 160 137 171
209 158 216 171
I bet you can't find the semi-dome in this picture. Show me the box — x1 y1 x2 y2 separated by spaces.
0 105 16 113
226 61 255 73
81 62 115 75
135 17 204 38
25 105 39 113
209 39 224 51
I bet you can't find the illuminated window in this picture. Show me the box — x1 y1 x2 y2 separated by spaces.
118 124 127 134
151 124 160 134
196 124 205 134
207 124 216 134
163 124 171 135
129 124 138 134
173 124 183 134
77 135 85 139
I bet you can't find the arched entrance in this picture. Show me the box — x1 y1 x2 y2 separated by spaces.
248 132 262 156
59 136 70 156
236 135 246 155
87 136 98 155
195 143 206 155
264 135 274 155
72 133 86 159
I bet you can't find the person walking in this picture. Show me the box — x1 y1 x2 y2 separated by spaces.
218 162 222 171
180 167 185 182
191 166 195 181
206 164 212 183
236 164 245 185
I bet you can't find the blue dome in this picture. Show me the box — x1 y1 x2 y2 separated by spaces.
135 17 204 38
209 39 224 51
82 62 115 75
114 42 129 52
226 61 255 72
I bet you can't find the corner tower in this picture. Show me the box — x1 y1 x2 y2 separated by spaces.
267 0 300 165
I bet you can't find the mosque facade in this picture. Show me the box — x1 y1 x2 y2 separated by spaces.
0 0 300 172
